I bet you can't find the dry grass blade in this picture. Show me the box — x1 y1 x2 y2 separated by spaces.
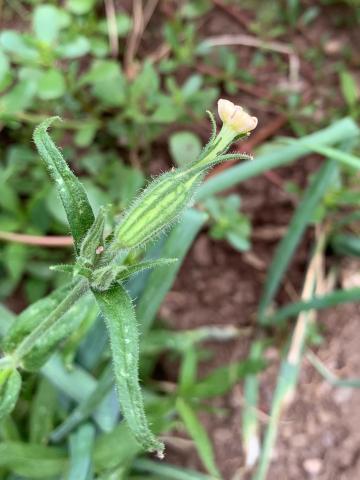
254 230 326 480
104 0 119 57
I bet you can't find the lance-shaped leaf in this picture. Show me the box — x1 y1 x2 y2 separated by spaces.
93 283 164 455
116 257 177 282
33 117 95 252
0 368 21 420
2 287 93 372
2 284 72 354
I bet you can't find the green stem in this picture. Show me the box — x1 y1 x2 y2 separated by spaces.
12 280 88 364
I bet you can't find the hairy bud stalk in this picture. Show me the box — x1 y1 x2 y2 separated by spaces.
114 100 258 251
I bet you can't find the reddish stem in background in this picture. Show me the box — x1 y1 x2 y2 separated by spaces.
0 232 73 247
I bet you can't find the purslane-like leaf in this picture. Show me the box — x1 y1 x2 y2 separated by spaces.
92 283 164 455
33 117 95 253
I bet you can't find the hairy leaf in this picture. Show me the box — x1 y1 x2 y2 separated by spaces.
33 117 94 252
93 283 164 454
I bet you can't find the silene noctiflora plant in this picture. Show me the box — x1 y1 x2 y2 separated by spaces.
0 99 257 456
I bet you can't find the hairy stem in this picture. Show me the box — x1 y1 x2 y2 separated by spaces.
12 280 88 364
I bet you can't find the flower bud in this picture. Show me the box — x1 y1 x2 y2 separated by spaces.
218 99 258 134
115 168 203 250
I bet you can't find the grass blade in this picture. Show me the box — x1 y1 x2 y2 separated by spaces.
0 442 66 478
242 341 265 469
134 458 213 479
293 142 360 170
29 378 57 444
307 351 360 388
176 397 220 479
254 236 322 480
258 159 337 322
68 423 95 480
266 287 360 325
51 366 113 442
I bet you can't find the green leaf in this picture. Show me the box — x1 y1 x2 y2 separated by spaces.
176 398 220 478
0 369 21 420
0 50 9 83
93 283 164 454
258 159 337 322
266 287 360 326
2 285 72 354
134 458 213 480
38 69 66 100
74 121 99 147
29 378 57 444
169 132 202 167
340 70 358 109
81 60 126 106
190 359 264 399
0 31 38 61
57 36 90 58
297 143 360 170
94 423 140 472
2 243 28 296
2 286 93 371
0 79 37 116
42 354 96 404
68 424 95 480
67 0 96 15
0 304 14 337
33 117 95 252
51 366 113 442
21 293 94 372
0 442 66 477
242 341 264 468
116 258 178 282
33 5 63 44
331 233 360 257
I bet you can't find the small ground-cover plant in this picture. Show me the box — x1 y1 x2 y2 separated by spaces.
0 100 257 458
